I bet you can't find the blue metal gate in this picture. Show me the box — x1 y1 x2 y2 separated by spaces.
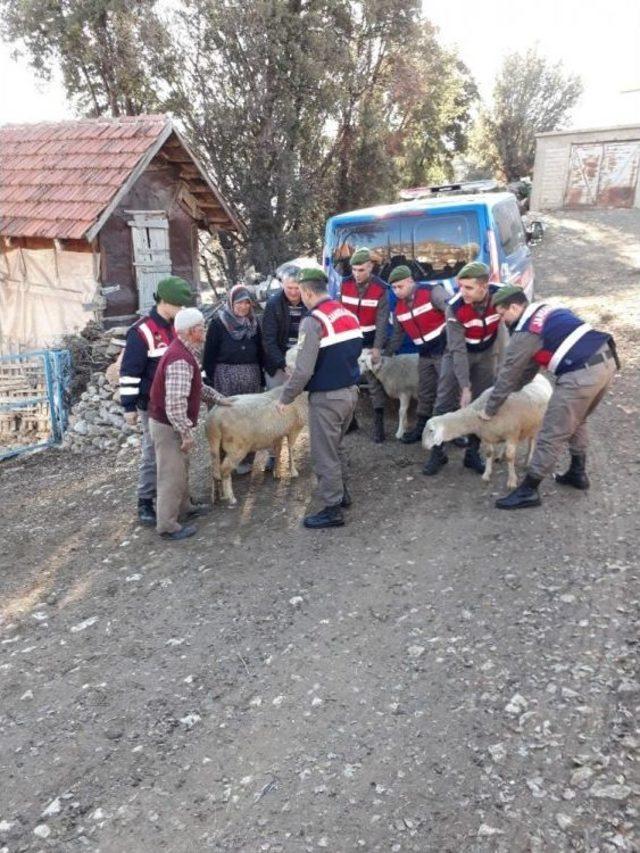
0 349 72 461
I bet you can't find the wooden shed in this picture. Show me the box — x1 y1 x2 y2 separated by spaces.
531 124 640 211
0 114 241 353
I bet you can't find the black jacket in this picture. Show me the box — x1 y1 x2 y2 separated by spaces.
261 290 306 376
203 316 263 385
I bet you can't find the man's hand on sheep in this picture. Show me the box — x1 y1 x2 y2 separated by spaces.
181 433 195 453
275 402 289 415
217 396 235 407
477 409 492 421
459 386 472 408
371 347 382 366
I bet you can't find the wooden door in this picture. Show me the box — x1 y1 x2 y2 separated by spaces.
127 212 172 314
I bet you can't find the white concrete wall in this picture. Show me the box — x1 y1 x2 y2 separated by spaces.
531 125 640 211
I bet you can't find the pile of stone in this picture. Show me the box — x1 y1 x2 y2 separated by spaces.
63 370 140 459
62 324 141 459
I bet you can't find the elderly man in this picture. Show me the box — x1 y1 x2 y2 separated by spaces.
480 286 618 509
120 276 193 526
383 265 448 442
262 265 306 389
423 261 503 476
149 308 232 540
340 247 389 442
277 268 363 529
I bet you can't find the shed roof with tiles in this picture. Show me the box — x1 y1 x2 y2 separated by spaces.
0 114 241 241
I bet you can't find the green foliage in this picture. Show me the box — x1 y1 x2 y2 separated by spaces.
476 48 582 181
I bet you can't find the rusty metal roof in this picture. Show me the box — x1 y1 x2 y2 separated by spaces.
0 115 241 240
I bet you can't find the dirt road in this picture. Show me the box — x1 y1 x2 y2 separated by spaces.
1 210 639 852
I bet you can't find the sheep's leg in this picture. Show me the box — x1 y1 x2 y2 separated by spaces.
272 438 284 479
220 453 242 505
505 440 518 489
482 443 495 482
396 394 410 439
207 426 222 506
287 427 302 477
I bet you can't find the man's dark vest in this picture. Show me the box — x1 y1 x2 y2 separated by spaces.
306 299 363 393
149 338 202 426
516 302 611 375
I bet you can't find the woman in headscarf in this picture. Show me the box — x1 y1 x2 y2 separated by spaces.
203 285 264 473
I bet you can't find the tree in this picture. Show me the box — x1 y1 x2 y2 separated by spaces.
0 0 174 116
478 49 582 181
166 0 478 274
1 0 479 277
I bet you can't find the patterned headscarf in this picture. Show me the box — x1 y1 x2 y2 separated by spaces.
217 284 258 341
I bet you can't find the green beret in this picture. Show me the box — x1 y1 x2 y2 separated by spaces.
156 276 193 306
298 267 328 284
491 284 526 307
457 261 490 280
388 265 413 284
350 247 371 265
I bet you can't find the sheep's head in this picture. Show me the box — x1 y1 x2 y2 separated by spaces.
422 417 446 449
358 349 382 375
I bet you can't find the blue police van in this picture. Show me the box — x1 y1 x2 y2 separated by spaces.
323 183 535 351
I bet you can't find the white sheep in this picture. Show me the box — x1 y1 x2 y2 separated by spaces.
205 388 308 505
422 374 552 488
205 344 306 505
358 350 419 439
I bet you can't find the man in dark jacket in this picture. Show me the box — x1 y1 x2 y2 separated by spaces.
262 267 306 389
120 276 193 526
261 267 307 471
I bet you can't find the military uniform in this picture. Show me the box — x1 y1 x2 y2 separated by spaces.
385 265 448 442
433 284 503 413
423 261 504 475
485 289 617 509
340 247 389 440
280 270 363 528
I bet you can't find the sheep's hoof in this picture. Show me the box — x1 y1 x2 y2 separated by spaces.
481 472 491 483
290 468 299 478
506 479 517 490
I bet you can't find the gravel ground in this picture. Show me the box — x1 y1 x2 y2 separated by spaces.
1 209 639 852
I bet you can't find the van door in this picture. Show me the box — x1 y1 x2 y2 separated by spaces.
491 199 534 298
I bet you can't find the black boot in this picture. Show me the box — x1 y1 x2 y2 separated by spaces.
303 504 345 529
373 408 385 443
137 498 156 526
422 444 448 476
555 454 590 490
346 415 359 434
400 415 428 444
495 474 541 510
340 485 352 508
463 434 485 474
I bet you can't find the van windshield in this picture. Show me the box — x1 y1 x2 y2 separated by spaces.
328 211 481 281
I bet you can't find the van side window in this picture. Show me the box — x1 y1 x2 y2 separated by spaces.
493 200 527 256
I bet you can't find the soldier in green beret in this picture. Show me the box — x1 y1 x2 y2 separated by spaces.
339 247 390 442
120 275 194 526
478 288 618 509
277 267 363 529
382 265 449 442
423 261 505 476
